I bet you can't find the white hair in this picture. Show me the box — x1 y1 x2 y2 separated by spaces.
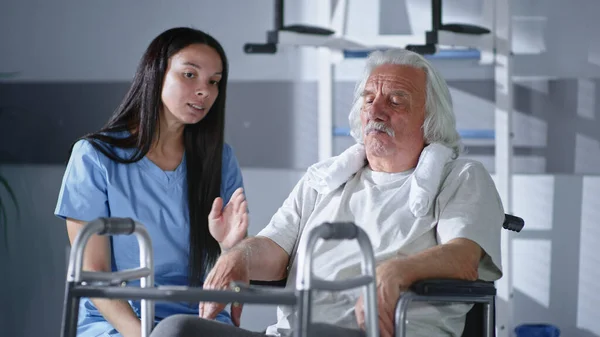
348 49 463 157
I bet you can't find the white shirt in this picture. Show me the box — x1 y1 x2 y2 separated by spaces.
257 158 504 337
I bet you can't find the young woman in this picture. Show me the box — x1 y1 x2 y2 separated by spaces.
55 27 248 337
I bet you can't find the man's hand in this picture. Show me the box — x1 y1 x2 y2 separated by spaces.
199 249 250 327
355 259 409 337
208 187 249 251
355 239 482 337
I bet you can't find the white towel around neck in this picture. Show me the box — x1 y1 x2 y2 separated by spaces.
305 143 454 217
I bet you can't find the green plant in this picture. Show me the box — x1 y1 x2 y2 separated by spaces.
0 71 22 249
0 71 21 79
0 174 19 250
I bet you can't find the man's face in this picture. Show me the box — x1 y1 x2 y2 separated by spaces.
360 64 427 158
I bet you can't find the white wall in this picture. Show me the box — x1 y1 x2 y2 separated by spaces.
0 0 310 82
4 0 597 83
510 175 600 336
0 0 509 83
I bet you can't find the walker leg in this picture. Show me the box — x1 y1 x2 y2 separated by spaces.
60 282 80 337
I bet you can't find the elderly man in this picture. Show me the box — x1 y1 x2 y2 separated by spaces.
150 48 504 337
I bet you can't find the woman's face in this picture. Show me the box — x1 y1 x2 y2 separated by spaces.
160 43 223 126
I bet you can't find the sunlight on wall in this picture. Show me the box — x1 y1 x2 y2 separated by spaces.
512 239 552 308
577 79 596 121
575 134 600 175
588 37 600 68
576 177 600 335
512 175 554 230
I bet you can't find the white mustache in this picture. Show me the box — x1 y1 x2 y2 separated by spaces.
365 121 395 137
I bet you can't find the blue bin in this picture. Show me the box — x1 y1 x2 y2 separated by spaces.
515 324 560 337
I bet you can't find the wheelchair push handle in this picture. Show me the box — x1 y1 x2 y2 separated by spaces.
503 214 525 232
97 217 136 235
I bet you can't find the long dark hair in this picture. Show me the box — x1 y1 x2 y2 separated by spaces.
75 27 228 286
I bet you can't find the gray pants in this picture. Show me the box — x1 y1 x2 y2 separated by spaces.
149 315 366 337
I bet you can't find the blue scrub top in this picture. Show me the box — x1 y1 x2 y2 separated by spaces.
55 135 245 336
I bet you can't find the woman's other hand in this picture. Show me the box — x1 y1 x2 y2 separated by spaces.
208 187 248 251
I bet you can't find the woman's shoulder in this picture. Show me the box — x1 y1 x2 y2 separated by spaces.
70 138 101 159
222 142 234 155
221 142 241 167
70 131 132 166
68 139 112 172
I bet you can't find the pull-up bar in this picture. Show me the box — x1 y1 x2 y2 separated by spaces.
243 0 334 54
243 0 491 57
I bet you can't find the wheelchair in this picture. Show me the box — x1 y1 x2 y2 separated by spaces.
60 214 524 337
395 214 524 337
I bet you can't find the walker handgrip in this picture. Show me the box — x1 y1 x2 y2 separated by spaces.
319 222 359 240
96 217 136 235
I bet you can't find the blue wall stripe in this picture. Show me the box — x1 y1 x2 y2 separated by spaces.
343 49 481 60
333 127 494 139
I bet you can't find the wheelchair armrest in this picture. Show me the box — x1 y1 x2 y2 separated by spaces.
395 280 496 337
410 279 496 297
249 279 287 288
